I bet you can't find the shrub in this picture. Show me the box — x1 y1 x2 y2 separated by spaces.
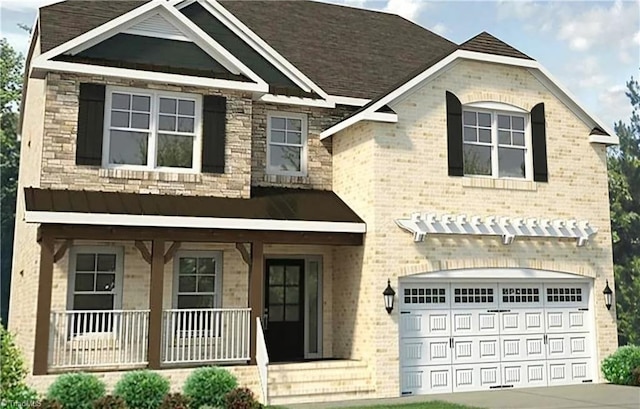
224 387 261 409
183 367 237 409
0 323 38 408
114 370 169 409
159 393 190 409
602 345 640 385
93 395 127 409
38 399 64 409
47 373 106 409
632 366 640 387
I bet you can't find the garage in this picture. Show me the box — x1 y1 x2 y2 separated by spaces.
399 270 596 395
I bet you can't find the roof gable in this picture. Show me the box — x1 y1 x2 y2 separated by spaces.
459 31 533 60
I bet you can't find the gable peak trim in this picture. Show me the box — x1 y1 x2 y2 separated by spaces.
123 11 191 42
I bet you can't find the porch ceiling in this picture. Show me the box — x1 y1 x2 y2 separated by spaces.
24 187 365 237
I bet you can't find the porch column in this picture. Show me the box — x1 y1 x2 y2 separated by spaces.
249 241 264 364
148 239 165 369
33 229 55 375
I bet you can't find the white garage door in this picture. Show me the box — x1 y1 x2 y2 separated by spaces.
399 279 595 395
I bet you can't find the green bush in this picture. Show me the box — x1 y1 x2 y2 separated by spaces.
38 399 64 409
224 387 261 409
632 366 640 387
159 393 190 409
0 323 39 408
47 373 106 409
114 370 169 409
183 367 237 409
93 395 127 409
602 345 640 385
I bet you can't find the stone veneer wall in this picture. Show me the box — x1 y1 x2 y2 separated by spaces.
40 73 253 198
332 59 617 398
250 103 355 190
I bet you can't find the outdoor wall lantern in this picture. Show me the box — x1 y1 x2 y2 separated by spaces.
383 279 396 314
603 280 613 310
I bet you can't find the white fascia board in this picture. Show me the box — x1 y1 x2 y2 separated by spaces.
361 112 398 123
321 49 617 144
589 134 619 144
329 95 371 106
36 0 268 88
403 268 593 281
30 59 269 93
24 211 367 234
258 94 335 108
197 0 330 99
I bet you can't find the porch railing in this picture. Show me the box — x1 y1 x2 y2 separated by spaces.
49 310 149 370
256 317 269 405
161 308 251 364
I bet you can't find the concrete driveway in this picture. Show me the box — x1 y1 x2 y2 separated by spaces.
287 384 640 409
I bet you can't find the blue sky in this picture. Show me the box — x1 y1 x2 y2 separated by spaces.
1 0 638 128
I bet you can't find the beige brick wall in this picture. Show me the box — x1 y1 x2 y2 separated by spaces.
40 73 253 198
333 59 617 397
8 38 45 369
251 103 354 190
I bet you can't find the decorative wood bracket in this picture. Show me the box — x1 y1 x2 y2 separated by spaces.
235 242 252 267
135 241 152 264
53 240 73 263
164 242 181 264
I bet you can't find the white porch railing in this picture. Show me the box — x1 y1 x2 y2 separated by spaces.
256 317 269 405
161 308 251 364
49 310 149 370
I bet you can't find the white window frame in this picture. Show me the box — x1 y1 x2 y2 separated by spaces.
462 103 533 181
102 86 203 173
172 250 223 309
67 246 124 311
266 111 308 177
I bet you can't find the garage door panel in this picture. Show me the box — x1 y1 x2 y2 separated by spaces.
401 365 452 395
545 309 590 333
401 337 451 366
501 361 547 388
499 335 546 362
500 310 545 335
452 336 500 363
451 310 499 336
547 359 592 386
547 334 590 360
452 363 501 392
400 311 451 338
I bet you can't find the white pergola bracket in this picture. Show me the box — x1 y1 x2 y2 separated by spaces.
396 212 597 247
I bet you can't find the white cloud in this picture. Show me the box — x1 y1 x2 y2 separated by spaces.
598 85 632 126
383 0 425 21
430 23 447 36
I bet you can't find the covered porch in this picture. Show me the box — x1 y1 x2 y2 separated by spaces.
25 187 365 376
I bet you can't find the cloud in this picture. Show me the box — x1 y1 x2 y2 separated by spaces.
383 0 425 21
598 85 632 126
0 0 59 12
430 23 448 36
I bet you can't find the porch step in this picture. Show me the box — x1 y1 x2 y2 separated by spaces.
267 360 375 405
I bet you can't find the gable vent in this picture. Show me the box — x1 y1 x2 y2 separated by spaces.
124 13 190 42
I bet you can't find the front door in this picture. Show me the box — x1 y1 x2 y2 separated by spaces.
264 259 305 362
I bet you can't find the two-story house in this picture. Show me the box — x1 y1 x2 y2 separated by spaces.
9 0 619 405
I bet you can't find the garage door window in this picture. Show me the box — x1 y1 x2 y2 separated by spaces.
453 288 494 304
501 287 539 303
546 287 582 303
403 287 446 304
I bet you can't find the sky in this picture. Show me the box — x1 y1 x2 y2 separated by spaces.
1 0 638 128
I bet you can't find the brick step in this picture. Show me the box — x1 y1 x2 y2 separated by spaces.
269 359 368 372
269 376 372 396
268 387 376 406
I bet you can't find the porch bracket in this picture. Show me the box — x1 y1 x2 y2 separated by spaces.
53 239 73 263
164 241 181 264
235 242 252 267
135 240 152 264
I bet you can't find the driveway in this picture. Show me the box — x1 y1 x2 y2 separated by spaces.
287 384 640 409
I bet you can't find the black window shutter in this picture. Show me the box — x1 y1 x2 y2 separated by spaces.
531 103 548 182
446 91 464 176
201 95 226 173
76 83 105 166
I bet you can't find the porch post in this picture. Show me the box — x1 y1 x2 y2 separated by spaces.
148 239 165 369
249 241 264 364
33 229 55 375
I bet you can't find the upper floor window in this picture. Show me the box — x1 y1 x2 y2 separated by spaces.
267 112 307 176
104 87 202 172
462 109 531 179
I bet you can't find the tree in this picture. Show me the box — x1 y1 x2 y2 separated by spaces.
609 75 640 346
0 38 23 324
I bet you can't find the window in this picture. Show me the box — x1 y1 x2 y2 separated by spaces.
501 287 540 303
174 252 222 309
267 112 307 176
546 287 582 303
462 109 530 179
403 287 446 304
454 287 494 304
104 87 201 171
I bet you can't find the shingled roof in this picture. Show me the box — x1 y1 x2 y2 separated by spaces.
37 1 533 100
